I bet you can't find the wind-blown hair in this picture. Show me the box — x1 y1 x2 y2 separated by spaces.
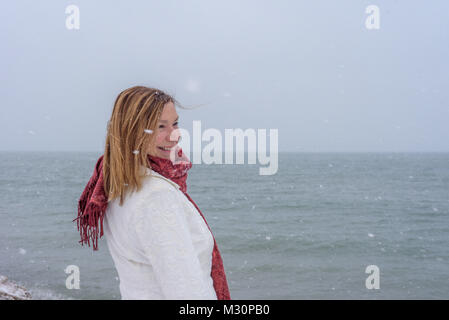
103 85 180 206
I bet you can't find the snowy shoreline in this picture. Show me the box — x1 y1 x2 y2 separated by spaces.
0 275 32 300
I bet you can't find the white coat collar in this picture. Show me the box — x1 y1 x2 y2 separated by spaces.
141 165 181 190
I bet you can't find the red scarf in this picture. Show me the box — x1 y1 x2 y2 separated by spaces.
75 148 231 300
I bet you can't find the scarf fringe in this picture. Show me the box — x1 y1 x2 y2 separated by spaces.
74 200 106 251
73 158 106 251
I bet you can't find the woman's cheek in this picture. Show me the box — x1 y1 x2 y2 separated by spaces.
156 132 166 144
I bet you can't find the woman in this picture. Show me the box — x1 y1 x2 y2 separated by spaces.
74 86 231 300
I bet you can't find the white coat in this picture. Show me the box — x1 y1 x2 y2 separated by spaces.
103 166 217 300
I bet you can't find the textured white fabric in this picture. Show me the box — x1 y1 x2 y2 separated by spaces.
103 167 217 300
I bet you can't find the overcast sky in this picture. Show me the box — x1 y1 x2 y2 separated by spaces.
1 0 448 152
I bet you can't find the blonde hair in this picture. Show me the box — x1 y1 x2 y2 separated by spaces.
103 86 181 206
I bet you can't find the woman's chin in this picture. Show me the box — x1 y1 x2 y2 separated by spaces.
156 149 174 159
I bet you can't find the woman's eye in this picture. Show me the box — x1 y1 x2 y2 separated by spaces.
158 122 178 129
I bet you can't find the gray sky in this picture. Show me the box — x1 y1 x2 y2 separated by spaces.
1 0 448 152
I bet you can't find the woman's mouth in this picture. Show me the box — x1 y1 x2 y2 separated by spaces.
158 146 175 153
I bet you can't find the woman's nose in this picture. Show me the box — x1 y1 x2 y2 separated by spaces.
167 128 181 142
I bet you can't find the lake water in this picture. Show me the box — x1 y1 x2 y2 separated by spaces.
0 151 448 299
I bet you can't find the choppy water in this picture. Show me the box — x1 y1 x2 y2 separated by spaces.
0 151 448 299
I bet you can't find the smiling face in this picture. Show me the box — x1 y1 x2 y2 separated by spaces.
147 101 180 159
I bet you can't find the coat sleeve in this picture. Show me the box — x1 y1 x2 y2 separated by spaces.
133 189 217 300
